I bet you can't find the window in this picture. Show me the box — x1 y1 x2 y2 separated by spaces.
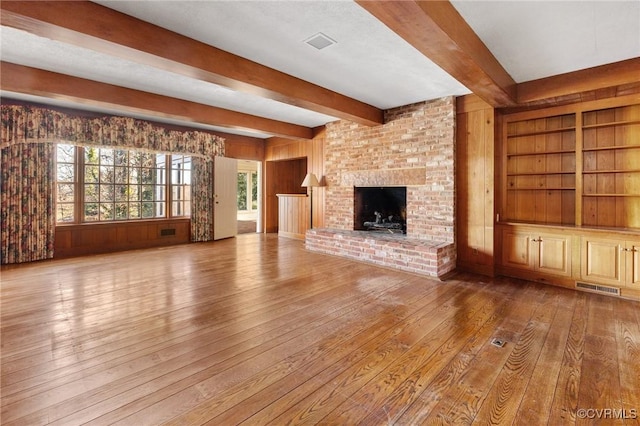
55 144 76 222
237 170 258 212
55 144 191 223
171 155 191 217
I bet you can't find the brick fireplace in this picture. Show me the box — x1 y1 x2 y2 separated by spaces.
305 97 457 278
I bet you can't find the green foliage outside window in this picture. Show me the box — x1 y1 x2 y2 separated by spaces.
55 144 189 223
237 173 248 210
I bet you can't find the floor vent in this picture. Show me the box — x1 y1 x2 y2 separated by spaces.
491 338 506 348
160 228 176 237
576 282 620 296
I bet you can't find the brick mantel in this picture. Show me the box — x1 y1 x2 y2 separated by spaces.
340 168 427 187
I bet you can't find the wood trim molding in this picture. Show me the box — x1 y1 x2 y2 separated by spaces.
1 62 314 140
357 0 517 108
517 58 640 104
0 0 383 127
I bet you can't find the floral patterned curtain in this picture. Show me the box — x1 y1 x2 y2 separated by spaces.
0 105 225 156
190 157 214 242
1 105 225 263
1 143 55 263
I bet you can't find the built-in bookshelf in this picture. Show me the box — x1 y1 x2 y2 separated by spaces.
582 104 640 228
498 97 640 298
504 113 576 224
502 101 640 229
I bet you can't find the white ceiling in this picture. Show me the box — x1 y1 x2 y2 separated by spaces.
1 0 639 139
452 0 640 82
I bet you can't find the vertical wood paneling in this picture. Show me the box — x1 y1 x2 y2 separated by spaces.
277 195 309 239
264 158 307 233
54 219 190 258
264 131 326 233
456 95 495 276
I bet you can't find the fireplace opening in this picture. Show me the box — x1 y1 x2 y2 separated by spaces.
354 186 406 234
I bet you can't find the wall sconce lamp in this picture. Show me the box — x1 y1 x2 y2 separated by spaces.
301 173 319 229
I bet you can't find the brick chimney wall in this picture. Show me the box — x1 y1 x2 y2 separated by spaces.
323 96 456 243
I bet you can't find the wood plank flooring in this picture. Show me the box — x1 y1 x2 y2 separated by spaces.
1 234 639 425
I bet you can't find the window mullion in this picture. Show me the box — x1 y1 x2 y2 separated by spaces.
247 172 252 212
77 146 84 224
166 154 172 218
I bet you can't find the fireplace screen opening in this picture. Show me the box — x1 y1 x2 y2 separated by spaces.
354 186 407 234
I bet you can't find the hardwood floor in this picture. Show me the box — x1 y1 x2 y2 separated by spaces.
237 220 257 235
1 234 639 425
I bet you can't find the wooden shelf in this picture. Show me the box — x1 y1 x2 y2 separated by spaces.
507 149 575 157
507 126 575 138
582 119 640 130
582 144 640 152
583 193 640 197
507 171 575 176
502 103 639 229
508 187 575 191
583 169 640 174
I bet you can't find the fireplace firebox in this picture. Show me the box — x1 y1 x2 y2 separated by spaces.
354 186 406 233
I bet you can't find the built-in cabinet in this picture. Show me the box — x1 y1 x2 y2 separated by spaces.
497 95 640 300
501 227 572 278
501 98 640 227
498 223 640 297
581 236 639 288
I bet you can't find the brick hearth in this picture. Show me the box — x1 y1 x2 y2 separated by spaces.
305 97 457 277
305 229 456 278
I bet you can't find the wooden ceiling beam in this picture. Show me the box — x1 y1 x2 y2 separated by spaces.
517 58 640 104
357 0 517 108
0 62 314 140
0 0 383 127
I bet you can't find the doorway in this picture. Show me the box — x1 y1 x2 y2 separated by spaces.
237 160 260 234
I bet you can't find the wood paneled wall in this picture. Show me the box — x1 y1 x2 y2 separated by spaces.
276 194 309 239
54 218 190 258
223 134 265 162
264 158 307 233
456 95 495 276
264 130 325 233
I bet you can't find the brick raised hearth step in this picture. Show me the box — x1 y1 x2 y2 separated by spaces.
305 228 456 279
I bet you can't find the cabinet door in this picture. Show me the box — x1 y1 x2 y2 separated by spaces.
626 242 640 288
537 234 571 277
581 237 623 286
502 230 533 270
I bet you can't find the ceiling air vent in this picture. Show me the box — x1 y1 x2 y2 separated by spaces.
576 282 620 296
304 32 337 50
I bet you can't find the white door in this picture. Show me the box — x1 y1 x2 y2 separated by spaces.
214 156 238 240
